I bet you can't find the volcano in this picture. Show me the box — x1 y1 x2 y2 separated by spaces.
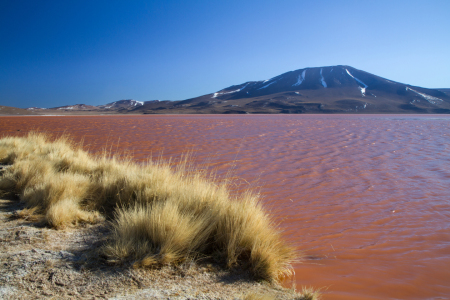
137 65 450 114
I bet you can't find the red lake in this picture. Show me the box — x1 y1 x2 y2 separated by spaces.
1 114 450 299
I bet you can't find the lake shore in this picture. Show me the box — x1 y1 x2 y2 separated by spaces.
0 197 310 300
0 133 319 299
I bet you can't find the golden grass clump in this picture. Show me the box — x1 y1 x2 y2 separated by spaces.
297 287 322 300
0 132 296 282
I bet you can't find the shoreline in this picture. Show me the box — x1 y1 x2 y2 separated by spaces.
0 197 308 300
0 133 319 299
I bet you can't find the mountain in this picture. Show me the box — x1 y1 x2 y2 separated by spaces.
16 100 145 115
50 100 143 111
14 66 450 115
51 104 100 111
137 65 450 114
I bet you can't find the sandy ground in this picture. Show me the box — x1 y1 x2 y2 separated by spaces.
0 197 303 300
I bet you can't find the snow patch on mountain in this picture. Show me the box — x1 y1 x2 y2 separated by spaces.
345 69 368 88
263 75 279 83
99 100 143 109
320 69 327 88
359 87 366 97
346 69 368 96
212 83 250 98
292 70 306 87
105 102 116 109
132 100 144 106
27 107 47 110
406 87 443 104
258 80 277 90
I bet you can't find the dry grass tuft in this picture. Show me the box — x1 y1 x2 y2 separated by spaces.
0 132 296 282
295 287 322 300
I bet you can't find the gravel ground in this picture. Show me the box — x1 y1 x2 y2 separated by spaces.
0 198 304 300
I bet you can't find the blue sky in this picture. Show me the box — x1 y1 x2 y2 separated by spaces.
1 0 449 108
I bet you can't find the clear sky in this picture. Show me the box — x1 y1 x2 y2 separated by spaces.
1 0 449 108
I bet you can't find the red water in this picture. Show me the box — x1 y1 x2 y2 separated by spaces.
1 115 450 299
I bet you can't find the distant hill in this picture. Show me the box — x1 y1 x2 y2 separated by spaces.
0 105 38 115
97 100 144 110
50 104 100 111
15 100 147 115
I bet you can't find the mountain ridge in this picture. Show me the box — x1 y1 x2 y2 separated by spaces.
5 66 450 115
